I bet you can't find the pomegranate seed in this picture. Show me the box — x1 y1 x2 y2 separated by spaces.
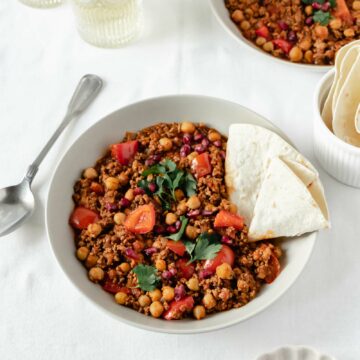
278 20 289 30
169 268 177 276
287 31 297 43
148 182 157 193
193 133 203 141
180 144 191 157
119 198 131 208
213 140 222 148
182 134 192 144
145 154 161 167
305 17 313 25
125 248 139 260
105 202 118 211
174 284 186 301
144 247 158 256
201 138 210 149
187 209 200 218
321 2 330 11
167 225 177 233
202 210 213 216
221 236 233 245
154 225 166 234
199 269 213 279
194 144 205 154
162 270 173 280
312 2 321 9
134 187 145 195
175 220 181 230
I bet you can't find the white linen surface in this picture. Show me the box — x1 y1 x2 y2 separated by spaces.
0 1 359 359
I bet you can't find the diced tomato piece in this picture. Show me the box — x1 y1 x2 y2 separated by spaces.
192 152 212 178
124 204 156 234
203 245 235 274
69 206 99 230
167 240 186 257
265 254 281 284
90 182 104 195
111 140 139 165
102 280 130 295
214 210 244 230
333 0 353 24
273 39 292 54
255 25 270 39
163 296 195 320
176 258 195 280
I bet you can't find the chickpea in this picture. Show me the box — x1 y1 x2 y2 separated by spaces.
155 259 166 272
165 212 178 225
240 20 251 31
314 25 328 39
149 289 162 302
231 9 244 23
202 293 216 309
85 254 98 268
228 203 237 214
208 130 221 142
83 167 98 180
87 223 102 237
76 246 89 261
180 122 196 134
150 301 164 318
330 18 342 30
105 177 120 190
216 263 233 280
344 28 355 37
185 225 198 240
89 267 104 282
187 195 201 210
174 189 185 201
159 137 173 151
119 262 131 273
138 295 151 307
245 8 253 16
289 46 303 62
299 39 311 51
193 305 206 320
186 277 199 291
176 201 188 215
263 41 274 52
353 0 360 10
162 286 175 302
304 50 313 63
305 5 313 15
115 292 128 305
114 212 126 225
118 173 129 186
256 37 267 46
187 151 199 162
124 188 134 201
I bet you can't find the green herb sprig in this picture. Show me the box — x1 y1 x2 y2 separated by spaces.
167 216 188 241
302 0 336 25
132 264 160 291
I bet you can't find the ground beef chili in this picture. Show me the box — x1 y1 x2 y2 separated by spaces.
70 122 282 320
225 0 360 65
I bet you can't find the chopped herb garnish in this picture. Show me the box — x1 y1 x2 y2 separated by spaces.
313 10 331 25
167 216 188 241
139 159 197 209
186 232 222 264
132 264 160 292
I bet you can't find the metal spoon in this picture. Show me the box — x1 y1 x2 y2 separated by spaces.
0 74 103 237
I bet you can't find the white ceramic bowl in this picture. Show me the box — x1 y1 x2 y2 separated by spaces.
257 346 336 360
46 95 316 334
314 70 360 188
209 0 331 72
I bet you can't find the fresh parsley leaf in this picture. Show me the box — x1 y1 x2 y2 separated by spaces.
132 264 160 292
329 0 336 7
187 232 222 264
162 159 177 172
137 179 152 195
167 216 188 241
142 164 166 177
302 0 325 4
182 172 197 197
183 239 196 255
313 10 331 25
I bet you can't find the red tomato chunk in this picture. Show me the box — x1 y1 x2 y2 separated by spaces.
214 210 244 230
111 140 138 165
163 296 195 320
124 204 155 234
69 206 99 230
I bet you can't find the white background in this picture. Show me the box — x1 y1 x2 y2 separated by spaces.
1 1 359 359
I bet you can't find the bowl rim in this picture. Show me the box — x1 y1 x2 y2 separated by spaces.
46 94 317 334
314 69 360 154
209 0 332 72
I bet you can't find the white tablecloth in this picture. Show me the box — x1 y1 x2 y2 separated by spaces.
1 1 359 359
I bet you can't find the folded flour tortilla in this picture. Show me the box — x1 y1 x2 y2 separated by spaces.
225 124 330 241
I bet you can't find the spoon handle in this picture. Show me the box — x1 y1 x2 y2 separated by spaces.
24 74 103 184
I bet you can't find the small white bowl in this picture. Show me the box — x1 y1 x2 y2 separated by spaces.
314 69 360 188
209 0 331 72
257 346 336 360
46 95 316 334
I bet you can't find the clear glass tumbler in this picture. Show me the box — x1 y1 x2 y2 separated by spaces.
71 0 143 48
18 0 62 8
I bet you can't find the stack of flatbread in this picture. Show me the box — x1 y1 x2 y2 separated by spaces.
225 124 330 241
